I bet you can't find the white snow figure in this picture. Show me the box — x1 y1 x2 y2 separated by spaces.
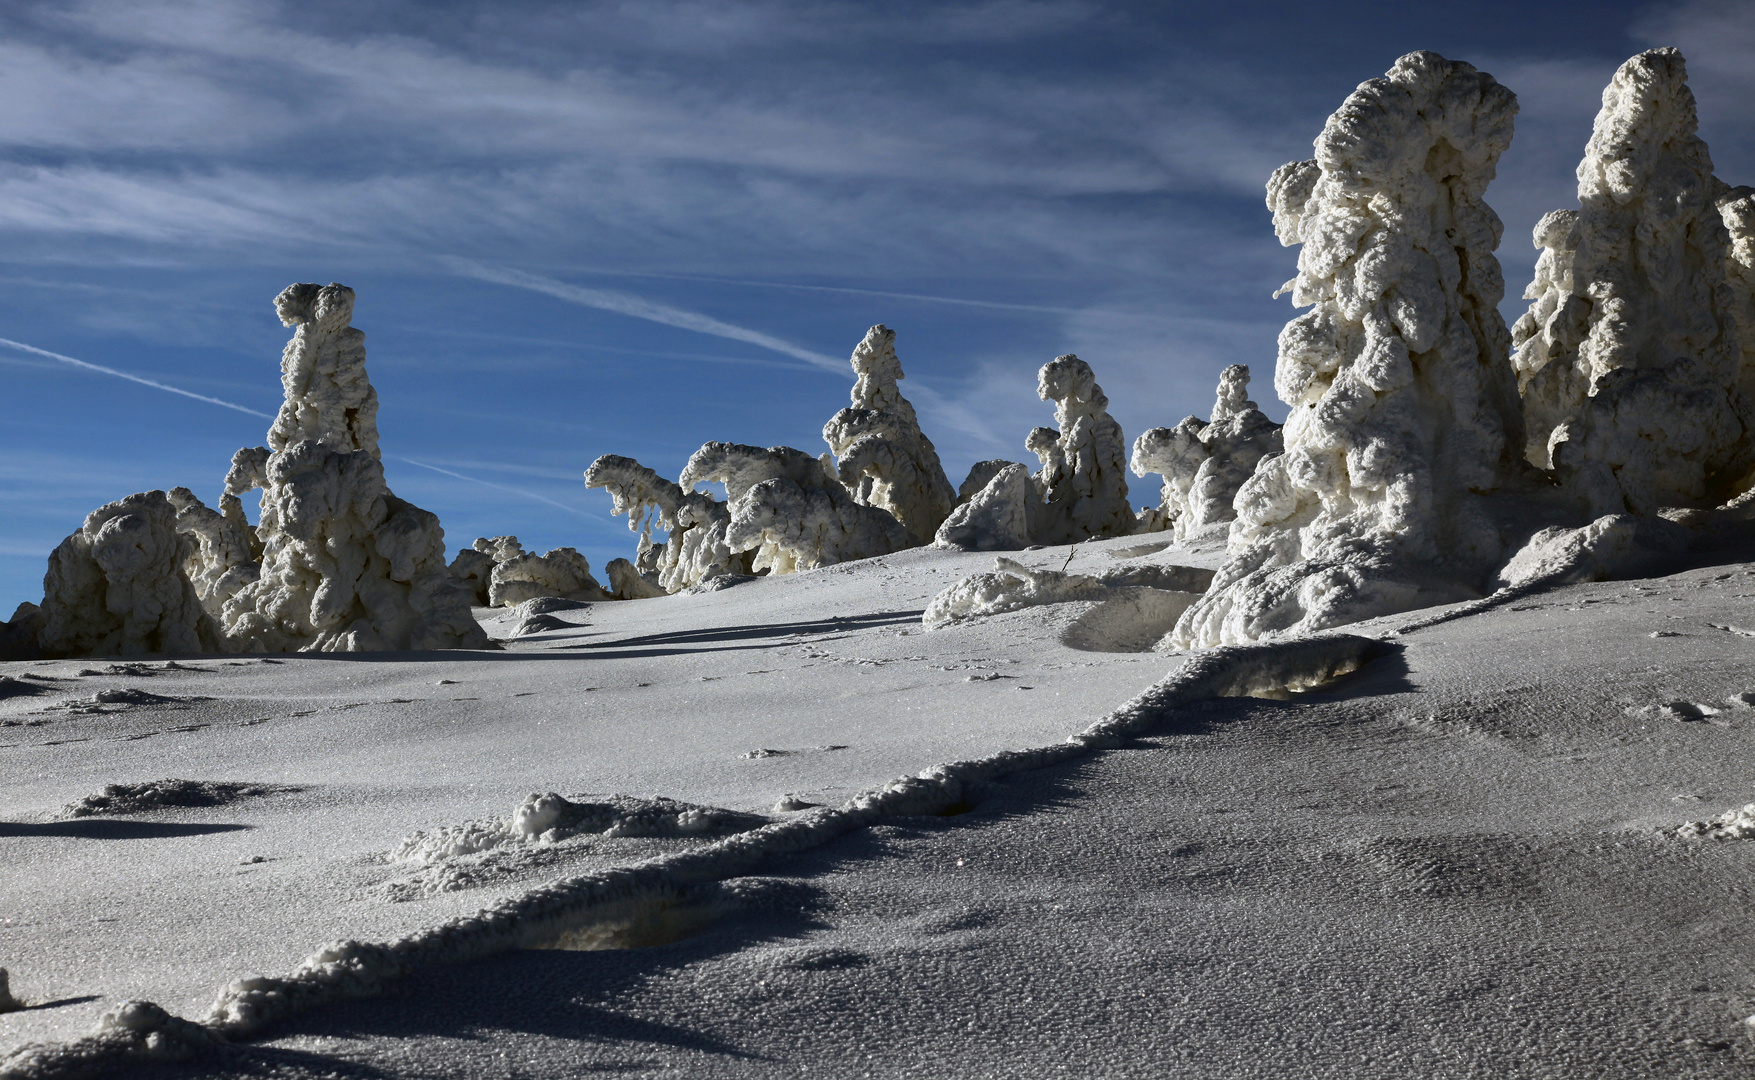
922 557 1107 629
1030 355 1133 544
486 547 609 608
166 487 261 615
934 463 1033 551
1131 365 1283 542
583 454 753 592
219 284 487 652
1725 186 1755 364
1172 51 1523 648
38 490 220 657
821 325 957 544
449 536 523 606
679 442 910 574
1511 49 1755 514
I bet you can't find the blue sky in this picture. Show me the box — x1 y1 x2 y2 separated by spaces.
3 0 1753 613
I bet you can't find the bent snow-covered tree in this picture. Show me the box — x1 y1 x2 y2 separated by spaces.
822 325 957 544
1512 48 1755 514
1131 365 1283 541
1173 51 1523 648
583 454 750 593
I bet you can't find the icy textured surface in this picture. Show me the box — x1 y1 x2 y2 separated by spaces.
217 285 487 653
682 443 909 574
956 460 1020 503
1175 51 1521 647
1512 49 1754 513
1029 356 1133 544
933 463 1032 552
165 488 260 616
487 548 609 608
449 537 522 606
821 325 956 544
583 454 751 592
38 491 218 658
923 556 1107 629
1131 365 1283 542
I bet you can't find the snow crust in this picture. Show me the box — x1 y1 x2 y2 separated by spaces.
932 463 1032 552
821 325 957 545
1029 355 1134 544
1173 51 1522 647
1130 365 1283 542
38 491 219 658
1511 49 1755 514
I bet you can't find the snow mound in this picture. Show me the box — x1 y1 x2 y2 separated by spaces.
605 557 667 600
1060 587 1200 653
39 490 219 658
1030 355 1133 544
1678 803 1755 840
1512 48 1754 513
64 779 294 817
1131 365 1282 541
933 463 1032 551
923 557 1108 629
1494 514 1690 589
1173 51 1522 647
822 325 957 545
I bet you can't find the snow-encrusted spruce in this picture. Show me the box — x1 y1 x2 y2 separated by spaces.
604 558 667 600
1173 51 1523 648
582 454 752 592
1131 365 1283 542
821 325 957 544
682 442 910 575
487 547 610 607
1029 355 1133 544
1512 48 1755 514
166 487 260 616
933 463 1033 551
38 491 221 657
449 536 522 606
218 284 486 652
956 459 1021 503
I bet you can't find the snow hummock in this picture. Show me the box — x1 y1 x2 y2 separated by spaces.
822 325 957 545
1173 51 1523 647
1130 365 1283 542
922 556 1108 629
1511 48 1755 514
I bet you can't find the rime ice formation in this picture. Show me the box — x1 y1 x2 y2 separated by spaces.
605 558 667 600
583 454 752 592
1725 186 1755 361
821 325 957 544
957 460 1020 503
0 604 44 660
487 547 610 608
1130 366 1284 542
37 491 219 658
165 487 260 615
449 536 523 606
922 557 1108 629
682 442 910 574
1511 49 1755 514
933 463 1032 551
1029 356 1133 544
1172 51 1523 647
217 284 487 653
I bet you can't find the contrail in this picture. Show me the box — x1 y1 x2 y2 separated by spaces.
441 257 845 374
0 336 275 419
396 457 590 517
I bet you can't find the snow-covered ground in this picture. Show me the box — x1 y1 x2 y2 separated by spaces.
8 532 1755 1077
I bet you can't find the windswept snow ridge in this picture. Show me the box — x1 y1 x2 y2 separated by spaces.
0 634 1384 1079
